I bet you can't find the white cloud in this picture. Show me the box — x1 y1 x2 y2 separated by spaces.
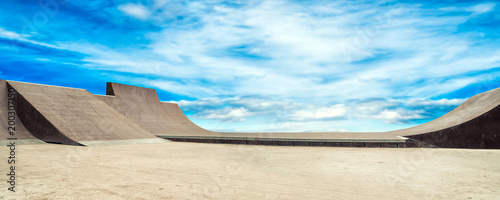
199 107 254 122
374 109 426 124
147 79 220 97
11 0 498 131
406 98 466 107
0 28 23 39
0 27 64 50
52 1 499 103
468 3 496 15
290 105 347 121
118 3 151 20
175 95 465 130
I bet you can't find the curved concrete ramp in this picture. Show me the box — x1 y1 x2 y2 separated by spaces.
388 87 500 148
96 82 500 148
95 82 214 136
97 83 412 147
4 80 499 148
7 81 163 146
0 80 43 145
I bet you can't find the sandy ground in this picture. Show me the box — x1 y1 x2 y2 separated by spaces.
0 141 499 200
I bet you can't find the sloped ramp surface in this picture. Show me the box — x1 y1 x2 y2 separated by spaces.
96 83 410 146
8 81 163 146
95 82 214 136
388 87 500 148
6 80 498 148
0 80 43 145
96 82 500 148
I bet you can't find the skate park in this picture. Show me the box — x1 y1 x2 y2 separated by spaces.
3 0 500 198
1 79 499 149
1 80 499 199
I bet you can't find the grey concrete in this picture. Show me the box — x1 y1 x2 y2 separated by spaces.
95 82 500 148
79 138 168 146
94 82 214 136
2 80 499 148
6 81 159 146
0 80 43 143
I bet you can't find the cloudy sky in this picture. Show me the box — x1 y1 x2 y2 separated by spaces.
1 0 499 132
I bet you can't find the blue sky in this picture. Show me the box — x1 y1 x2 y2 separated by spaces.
1 0 499 132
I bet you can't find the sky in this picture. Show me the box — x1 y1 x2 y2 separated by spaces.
0 0 499 132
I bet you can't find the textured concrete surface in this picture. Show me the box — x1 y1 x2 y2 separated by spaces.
0 80 41 142
2 80 500 148
389 87 500 136
7 81 159 145
100 82 500 148
1 142 498 199
159 135 414 147
98 82 409 142
388 87 500 148
94 82 214 136
78 138 167 146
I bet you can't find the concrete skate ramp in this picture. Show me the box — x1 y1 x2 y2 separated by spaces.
0 80 43 145
5 80 497 148
97 83 401 140
205 87 500 148
95 82 214 136
96 82 500 148
390 88 500 136
387 87 500 148
212 88 500 148
96 83 410 147
7 81 163 146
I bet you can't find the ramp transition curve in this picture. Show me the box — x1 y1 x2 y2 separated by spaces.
5 80 163 146
97 82 499 148
1 80 499 148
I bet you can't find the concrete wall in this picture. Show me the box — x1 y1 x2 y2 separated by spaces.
407 105 500 149
165 137 418 148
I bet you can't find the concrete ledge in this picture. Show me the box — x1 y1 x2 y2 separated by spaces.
279 141 293 146
262 141 279 145
79 138 168 146
157 135 408 143
293 141 310 146
162 136 417 148
246 140 262 145
310 142 326 146
342 142 366 147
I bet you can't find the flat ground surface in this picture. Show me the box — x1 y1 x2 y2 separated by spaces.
1 142 499 200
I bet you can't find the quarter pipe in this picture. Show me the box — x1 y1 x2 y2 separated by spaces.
5 80 164 146
2 80 499 148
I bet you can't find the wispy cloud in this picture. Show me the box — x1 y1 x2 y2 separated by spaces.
1 0 499 132
0 27 64 51
290 105 347 121
174 95 466 131
118 3 151 20
200 107 254 122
